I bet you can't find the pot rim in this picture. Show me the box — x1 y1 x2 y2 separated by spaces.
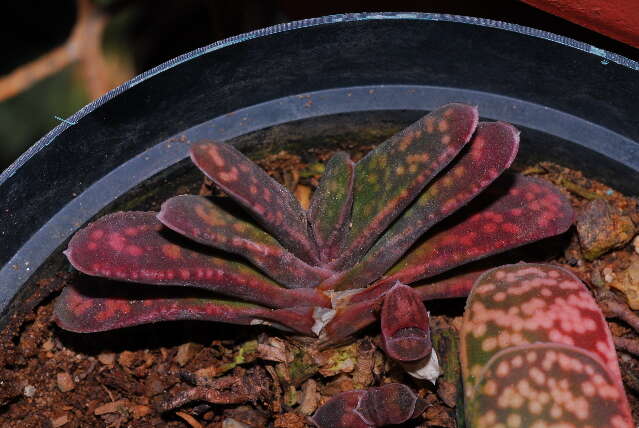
1 12 638 322
2 12 637 186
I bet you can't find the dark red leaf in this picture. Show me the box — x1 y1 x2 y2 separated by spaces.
190 141 319 264
158 195 331 288
380 283 431 362
332 103 479 270
356 383 427 426
413 269 485 302
54 282 316 334
320 270 484 345
307 151 354 263
310 390 369 428
319 299 382 347
383 174 574 285
311 384 426 428
64 211 329 309
324 121 519 290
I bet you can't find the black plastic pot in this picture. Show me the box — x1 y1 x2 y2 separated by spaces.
1 13 638 328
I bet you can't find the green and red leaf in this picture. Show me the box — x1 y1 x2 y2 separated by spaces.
64 211 329 309
190 141 319 264
380 283 431 362
54 281 316 335
324 121 519 290
466 344 633 428
311 383 427 428
321 270 485 346
383 174 574 285
158 195 330 288
332 103 479 270
308 151 355 263
461 264 623 396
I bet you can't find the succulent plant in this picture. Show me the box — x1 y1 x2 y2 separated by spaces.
54 103 575 425
461 263 633 428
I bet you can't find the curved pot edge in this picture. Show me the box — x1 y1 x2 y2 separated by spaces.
1 12 637 187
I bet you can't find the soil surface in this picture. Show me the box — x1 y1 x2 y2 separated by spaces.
1 152 639 427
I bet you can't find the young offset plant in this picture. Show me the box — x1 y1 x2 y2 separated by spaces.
54 104 574 426
461 263 633 428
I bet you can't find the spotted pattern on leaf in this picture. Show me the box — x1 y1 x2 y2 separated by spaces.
190 141 319 264
383 174 574 285
333 103 479 270
158 195 330 288
308 151 355 263
64 211 329 309
325 121 519 290
467 344 633 428
54 282 316 335
460 264 623 396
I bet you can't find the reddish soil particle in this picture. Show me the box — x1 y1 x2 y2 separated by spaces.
1 159 639 427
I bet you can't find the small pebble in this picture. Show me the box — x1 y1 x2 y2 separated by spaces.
633 235 639 255
603 267 615 283
23 385 36 397
56 372 75 392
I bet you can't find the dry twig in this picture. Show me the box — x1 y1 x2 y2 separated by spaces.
0 0 111 101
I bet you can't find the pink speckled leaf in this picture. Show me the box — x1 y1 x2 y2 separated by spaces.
158 195 330 288
333 103 479 270
467 344 633 428
324 121 519 290
380 283 431 362
307 151 354 263
64 211 329 309
53 282 316 335
190 141 319 264
310 383 426 428
460 264 623 397
383 174 573 285
320 270 484 345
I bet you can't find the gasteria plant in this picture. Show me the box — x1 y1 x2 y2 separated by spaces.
54 104 574 426
461 264 633 428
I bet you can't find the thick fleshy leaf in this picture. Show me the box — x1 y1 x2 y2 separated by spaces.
383 174 574 285
333 103 479 270
307 151 354 263
319 299 382 347
64 211 329 309
413 269 485 301
158 195 330 288
466 344 633 428
461 264 623 397
320 270 484 345
324 121 519 290
310 390 369 428
54 282 316 335
310 383 426 428
380 283 431 362
190 141 319 264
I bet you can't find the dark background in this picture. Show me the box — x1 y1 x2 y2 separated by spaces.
1 0 637 172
